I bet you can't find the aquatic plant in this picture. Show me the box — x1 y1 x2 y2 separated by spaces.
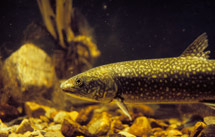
37 0 100 78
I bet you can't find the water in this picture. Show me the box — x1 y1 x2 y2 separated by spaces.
0 1 215 136
1 0 215 63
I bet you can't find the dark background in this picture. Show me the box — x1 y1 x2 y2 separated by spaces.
0 0 215 66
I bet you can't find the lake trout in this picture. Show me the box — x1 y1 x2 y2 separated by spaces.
61 33 215 120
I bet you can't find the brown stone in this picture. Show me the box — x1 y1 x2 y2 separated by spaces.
45 108 58 120
109 119 125 134
54 111 70 123
198 124 215 137
181 127 192 135
166 129 182 136
168 118 182 129
40 115 50 123
10 125 19 133
204 116 215 125
190 122 207 137
25 102 49 118
23 130 44 137
15 119 34 134
61 119 76 136
153 130 167 136
87 112 112 136
118 130 136 137
61 118 91 137
69 111 79 121
149 118 169 129
181 135 190 137
8 133 20 137
44 131 64 137
53 110 79 124
2 43 57 104
0 119 7 128
128 116 151 136
151 127 163 133
47 124 62 131
0 128 9 137
29 117 48 130
0 104 19 119
76 105 98 124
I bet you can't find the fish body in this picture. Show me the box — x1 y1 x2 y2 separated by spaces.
61 33 215 119
104 57 215 104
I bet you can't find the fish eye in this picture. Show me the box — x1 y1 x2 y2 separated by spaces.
75 78 84 87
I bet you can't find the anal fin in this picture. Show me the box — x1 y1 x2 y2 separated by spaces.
114 98 132 120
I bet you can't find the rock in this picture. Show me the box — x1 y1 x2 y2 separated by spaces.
149 118 169 129
68 111 79 121
25 101 51 118
118 131 136 137
53 110 79 124
8 133 19 137
44 131 64 137
204 116 215 125
10 125 19 133
61 118 91 137
29 117 48 130
87 112 112 136
109 119 125 134
153 130 167 137
40 130 47 135
40 115 50 123
153 129 182 137
61 119 76 136
168 118 182 129
23 131 33 137
0 104 20 120
190 122 207 137
0 128 9 137
0 119 7 128
109 133 127 137
198 124 215 137
2 43 57 104
45 108 58 120
15 119 34 134
128 116 151 136
76 105 98 125
47 124 62 131
23 130 44 137
151 127 163 134
184 115 203 127
54 111 70 123
166 129 183 136
181 127 192 135
1 42 96 111
181 135 190 137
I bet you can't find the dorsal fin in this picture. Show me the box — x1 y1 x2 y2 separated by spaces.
180 33 210 59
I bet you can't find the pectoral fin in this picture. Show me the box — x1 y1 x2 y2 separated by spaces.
114 98 132 120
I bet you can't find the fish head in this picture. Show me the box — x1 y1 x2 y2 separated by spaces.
60 68 117 103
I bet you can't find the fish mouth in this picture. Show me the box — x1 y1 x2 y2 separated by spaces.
61 88 77 94
60 81 77 93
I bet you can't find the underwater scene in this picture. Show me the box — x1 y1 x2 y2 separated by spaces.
0 0 215 137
